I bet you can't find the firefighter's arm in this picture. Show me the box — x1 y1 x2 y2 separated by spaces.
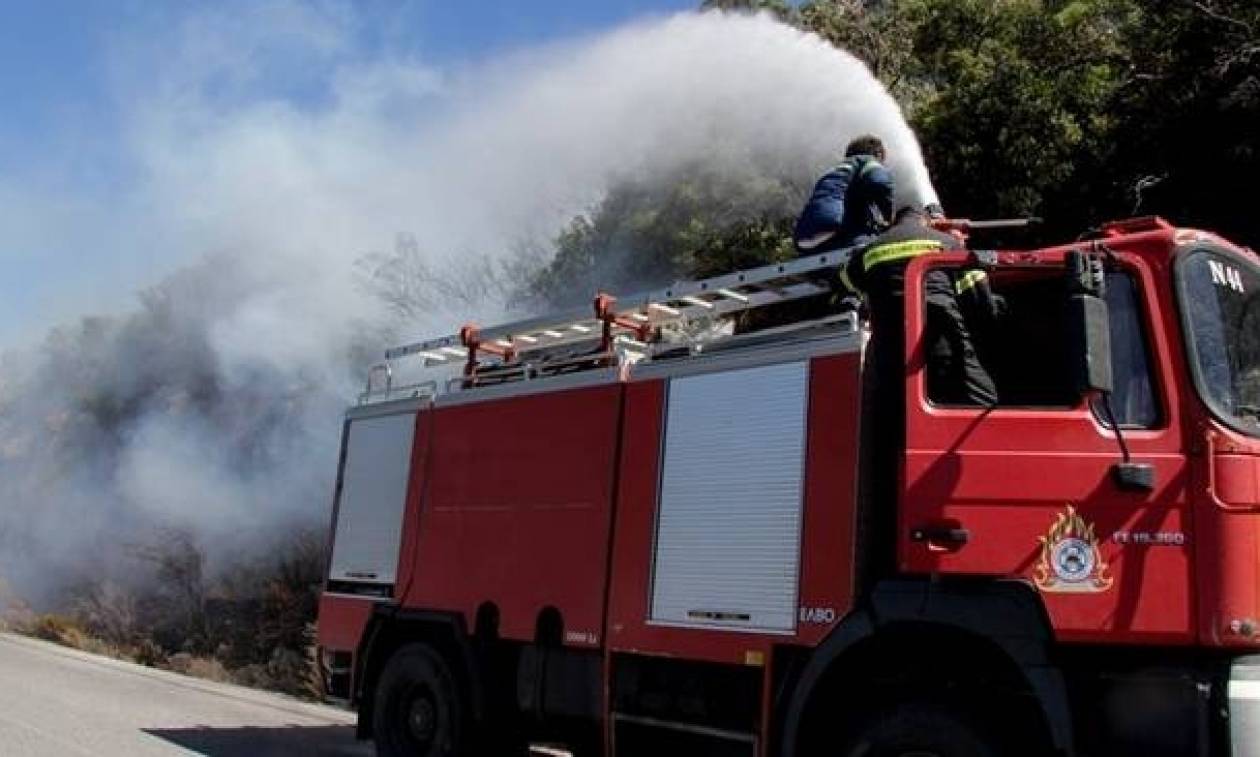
806 247 862 314
869 164 896 228
829 255 865 318
839 247 866 296
955 268 1006 321
836 263 857 295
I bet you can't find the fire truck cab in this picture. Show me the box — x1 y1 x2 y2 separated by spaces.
317 217 1260 756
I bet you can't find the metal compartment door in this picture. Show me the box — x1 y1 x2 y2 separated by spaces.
650 361 808 632
328 410 417 591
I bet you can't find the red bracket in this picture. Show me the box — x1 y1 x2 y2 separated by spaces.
459 323 481 378
459 323 518 381
594 293 651 354
929 217 971 245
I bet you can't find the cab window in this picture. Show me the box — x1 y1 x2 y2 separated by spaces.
925 266 1160 427
926 266 1075 407
1091 272 1160 428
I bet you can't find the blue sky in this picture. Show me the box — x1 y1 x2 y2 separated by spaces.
0 0 698 347
0 0 699 172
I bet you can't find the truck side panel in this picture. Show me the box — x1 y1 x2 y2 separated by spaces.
317 593 377 652
797 353 863 645
607 352 862 663
403 384 623 647
391 405 433 609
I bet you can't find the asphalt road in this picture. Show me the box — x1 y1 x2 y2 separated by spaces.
0 632 372 757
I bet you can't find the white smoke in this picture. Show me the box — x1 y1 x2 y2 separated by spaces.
0 6 936 604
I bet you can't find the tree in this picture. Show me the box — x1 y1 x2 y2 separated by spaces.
129 528 208 649
528 162 800 307
700 0 796 22
795 0 1258 246
901 0 1139 237
1108 0 1260 246
797 0 929 104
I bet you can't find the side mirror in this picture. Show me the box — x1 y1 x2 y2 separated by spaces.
1065 251 1153 490
1066 251 1113 394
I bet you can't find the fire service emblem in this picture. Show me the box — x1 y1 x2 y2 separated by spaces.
1034 505 1113 593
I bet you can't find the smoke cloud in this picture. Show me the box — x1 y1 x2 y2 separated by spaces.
0 6 936 605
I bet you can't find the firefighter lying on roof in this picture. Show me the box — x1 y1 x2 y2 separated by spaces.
793 134 895 255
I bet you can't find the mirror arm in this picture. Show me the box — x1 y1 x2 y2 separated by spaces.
1099 390 1156 491
1098 391 1132 463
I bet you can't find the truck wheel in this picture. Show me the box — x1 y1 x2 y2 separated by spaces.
838 702 998 757
373 643 465 757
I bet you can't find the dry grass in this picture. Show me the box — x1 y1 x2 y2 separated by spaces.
18 613 133 661
167 652 233 683
14 609 324 697
2 527 327 700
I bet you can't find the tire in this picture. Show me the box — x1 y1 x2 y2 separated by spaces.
838 702 999 757
373 643 466 757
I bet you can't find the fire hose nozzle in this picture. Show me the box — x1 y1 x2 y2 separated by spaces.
932 216 1043 232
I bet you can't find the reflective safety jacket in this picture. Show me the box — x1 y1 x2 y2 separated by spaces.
838 221 1003 321
843 219 1002 406
839 220 959 292
793 154 895 253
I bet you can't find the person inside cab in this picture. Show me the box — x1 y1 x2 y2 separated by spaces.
844 206 1000 407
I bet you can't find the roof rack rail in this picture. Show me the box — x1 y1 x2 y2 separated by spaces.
376 247 856 395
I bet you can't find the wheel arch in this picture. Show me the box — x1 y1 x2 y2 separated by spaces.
354 605 485 740
780 579 1074 756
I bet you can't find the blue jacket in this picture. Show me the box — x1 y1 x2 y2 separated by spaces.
793 154 895 253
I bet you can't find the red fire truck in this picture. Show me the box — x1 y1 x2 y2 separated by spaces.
317 216 1260 756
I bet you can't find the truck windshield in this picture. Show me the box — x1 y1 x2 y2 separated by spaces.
1177 246 1260 437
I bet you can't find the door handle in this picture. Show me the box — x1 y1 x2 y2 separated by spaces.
910 526 970 553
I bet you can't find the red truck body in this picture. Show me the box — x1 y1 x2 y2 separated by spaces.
318 218 1260 756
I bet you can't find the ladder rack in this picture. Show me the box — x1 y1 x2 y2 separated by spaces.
366 248 855 401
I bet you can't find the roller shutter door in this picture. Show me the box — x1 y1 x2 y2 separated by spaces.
650 360 808 632
329 411 417 590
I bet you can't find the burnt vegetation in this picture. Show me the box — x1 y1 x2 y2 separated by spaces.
5 526 326 698
0 253 342 697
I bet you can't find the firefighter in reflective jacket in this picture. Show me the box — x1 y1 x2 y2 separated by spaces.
843 206 999 407
844 207 1000 576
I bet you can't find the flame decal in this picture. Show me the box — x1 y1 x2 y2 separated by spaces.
1034 505 1113 593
